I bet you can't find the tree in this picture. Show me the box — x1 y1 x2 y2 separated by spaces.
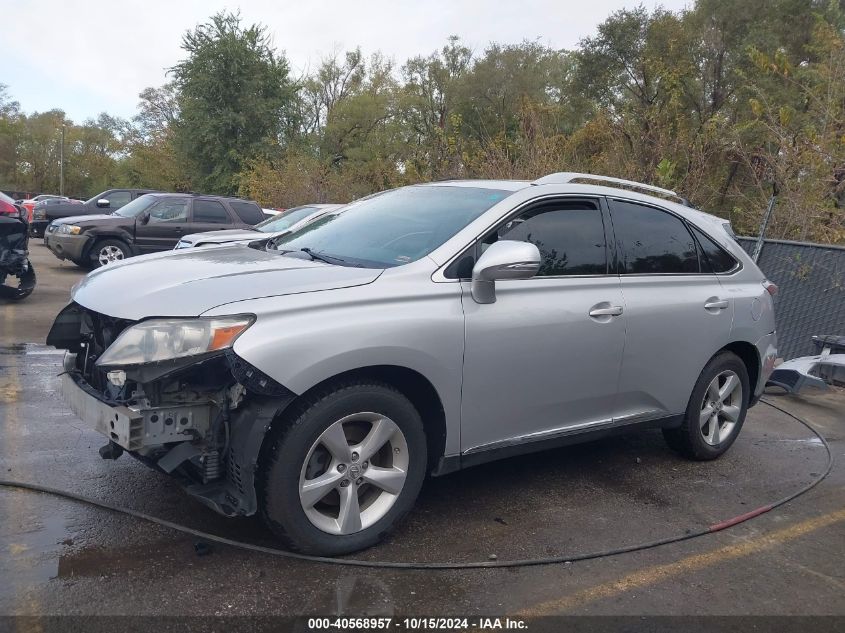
170 11 298 194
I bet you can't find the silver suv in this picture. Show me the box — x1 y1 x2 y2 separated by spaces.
48 173 778 555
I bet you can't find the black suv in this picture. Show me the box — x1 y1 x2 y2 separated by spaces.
45 193 265 268
32 188 159 238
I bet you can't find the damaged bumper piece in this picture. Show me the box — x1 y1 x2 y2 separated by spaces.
50 303 295 517
766 335 845 394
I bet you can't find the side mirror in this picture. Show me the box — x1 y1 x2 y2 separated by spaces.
96 198 110 208
471 240 541 304
138 212 150 225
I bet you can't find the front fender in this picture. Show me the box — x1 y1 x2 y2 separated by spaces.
210 277 465 455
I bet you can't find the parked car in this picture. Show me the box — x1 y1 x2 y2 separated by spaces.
48 173 778 555
0 192 36 300
262 207 285 219
45 193 265 268
31 188 159 238
20 194 68 221
175 204 342 249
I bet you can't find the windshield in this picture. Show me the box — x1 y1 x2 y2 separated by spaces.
256 206 319 233
112 195 158 217
273 186 513 268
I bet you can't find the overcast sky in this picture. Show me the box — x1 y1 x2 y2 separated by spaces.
3 0 690 122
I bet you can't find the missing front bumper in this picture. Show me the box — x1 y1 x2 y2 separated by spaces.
60 357 213 451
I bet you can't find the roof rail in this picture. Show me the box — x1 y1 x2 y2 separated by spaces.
532 172 682 200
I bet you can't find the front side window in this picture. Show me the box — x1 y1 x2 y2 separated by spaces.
488 200 607 276
113 195 158 218
610 200 699 274
148 199 188 223
105 191 132 209
273 186 513 268
193 199 231 224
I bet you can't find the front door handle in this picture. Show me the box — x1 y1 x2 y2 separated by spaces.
589 305 624 317
704 299 729 310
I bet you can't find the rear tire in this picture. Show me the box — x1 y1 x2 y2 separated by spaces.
90 238 131 268
663 351 750 460
259 380 427 555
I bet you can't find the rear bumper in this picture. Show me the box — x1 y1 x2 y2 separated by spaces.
752 331 778 404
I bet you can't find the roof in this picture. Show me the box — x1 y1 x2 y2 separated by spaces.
419 175 727 228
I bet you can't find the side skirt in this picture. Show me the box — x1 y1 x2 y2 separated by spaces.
431 414 683 476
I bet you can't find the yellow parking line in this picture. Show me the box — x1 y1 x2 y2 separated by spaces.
518 507 845 616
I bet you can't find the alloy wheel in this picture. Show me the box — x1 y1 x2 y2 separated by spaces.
298 412 409 535
98 245 125 266
699 370 743 446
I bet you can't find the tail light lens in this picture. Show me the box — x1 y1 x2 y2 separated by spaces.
763 280 778 296
0 199 18 216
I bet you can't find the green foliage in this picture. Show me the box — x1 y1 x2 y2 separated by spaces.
170 12 298 195
1 2 844 243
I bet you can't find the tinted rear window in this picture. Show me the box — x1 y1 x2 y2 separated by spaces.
691 225 738 273
193 199 232 224
230 200 264 225
610 200 699 274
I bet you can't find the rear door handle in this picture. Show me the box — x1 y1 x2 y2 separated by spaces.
589 305 624 317
704 299 729 310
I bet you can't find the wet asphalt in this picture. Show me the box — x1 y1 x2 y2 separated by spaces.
0 245 843 616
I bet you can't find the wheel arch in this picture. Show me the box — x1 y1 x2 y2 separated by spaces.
264 365 448 474
718 340 760 396
82 232 136 260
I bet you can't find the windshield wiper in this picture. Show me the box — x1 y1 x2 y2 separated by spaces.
300 247 350 266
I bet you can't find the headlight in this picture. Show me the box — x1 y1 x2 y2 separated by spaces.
96 316 254 366
60 225 82 235
34 209 46 220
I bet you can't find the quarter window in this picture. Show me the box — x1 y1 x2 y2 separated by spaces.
230 200 265 225
488 200 607 276
610 201 699 274
690 225 738 273
193 199 231 224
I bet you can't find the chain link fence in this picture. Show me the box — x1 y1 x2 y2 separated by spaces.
736 237 845 360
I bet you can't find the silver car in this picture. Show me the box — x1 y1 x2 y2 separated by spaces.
48 173 777 555
174 203 342 249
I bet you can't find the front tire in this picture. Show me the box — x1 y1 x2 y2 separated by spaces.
90 238 131 268
663 351 750 460
259 380 427 555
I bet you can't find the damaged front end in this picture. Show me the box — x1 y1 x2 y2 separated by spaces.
0 215 36 300
47 303 295 517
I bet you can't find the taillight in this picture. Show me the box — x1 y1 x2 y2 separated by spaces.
0 199 18 216
763 280 778 296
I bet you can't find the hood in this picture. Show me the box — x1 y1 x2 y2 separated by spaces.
71 244 382 320
181 228 261 244
51 214 116 225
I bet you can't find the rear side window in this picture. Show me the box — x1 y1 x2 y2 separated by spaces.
690 225 738 273
492 200 607 276
230 200 264 225
193 199 232 224
610 200 699 274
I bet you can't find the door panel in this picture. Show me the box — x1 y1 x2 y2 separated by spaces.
134 198 191 253
460 276 626 453
608 198 732 419
615 276 731 419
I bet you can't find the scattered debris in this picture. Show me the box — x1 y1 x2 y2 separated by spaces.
194 541 212 557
